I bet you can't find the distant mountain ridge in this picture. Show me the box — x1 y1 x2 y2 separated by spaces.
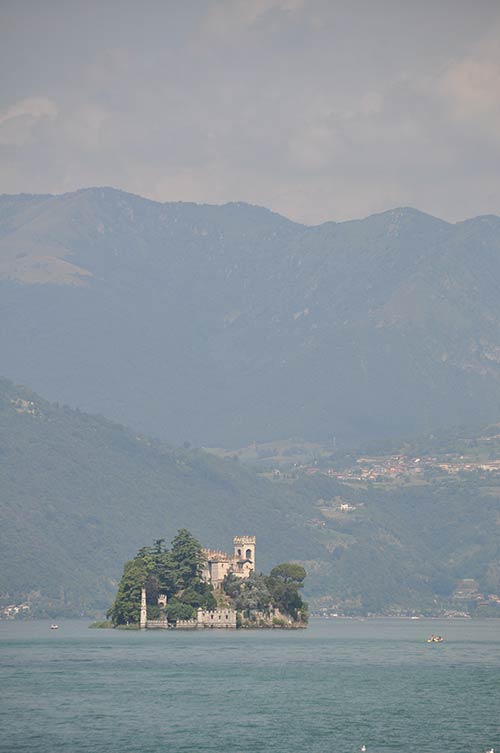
2 187 500 446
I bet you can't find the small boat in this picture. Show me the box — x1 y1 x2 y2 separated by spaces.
427 635 443 643
50 624 59 630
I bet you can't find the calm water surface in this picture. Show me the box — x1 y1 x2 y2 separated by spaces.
1 618 499 753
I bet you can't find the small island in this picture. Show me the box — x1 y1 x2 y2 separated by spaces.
106 529 308 629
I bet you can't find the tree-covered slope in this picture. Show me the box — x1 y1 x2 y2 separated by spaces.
0 378 321 614
307 478 500 614
2 189 500 446
1 377 500 617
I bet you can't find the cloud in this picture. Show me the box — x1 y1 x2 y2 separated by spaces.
437 22 500 142
203 0 305 35
1 2 500 223
0 97 58 146
441 59 500 117
62 104 112 150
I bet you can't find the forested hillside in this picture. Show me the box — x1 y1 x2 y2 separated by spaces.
0 378 322 614
2 378 500 617
2 188 500 447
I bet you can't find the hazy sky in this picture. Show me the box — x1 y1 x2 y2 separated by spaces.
1 0 500 224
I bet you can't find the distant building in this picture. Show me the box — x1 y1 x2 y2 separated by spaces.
453 578 481 600
201 535 256 587
140 534 256 630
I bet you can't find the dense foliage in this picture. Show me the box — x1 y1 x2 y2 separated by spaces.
107 530 216 625
222 564 308 623
108 529 308 626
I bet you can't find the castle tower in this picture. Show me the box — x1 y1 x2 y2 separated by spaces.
140 585 147 629
234 535 256 570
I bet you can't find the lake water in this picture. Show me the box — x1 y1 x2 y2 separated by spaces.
0 618 499 753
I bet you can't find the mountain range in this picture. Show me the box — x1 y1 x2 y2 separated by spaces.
2 188 500 447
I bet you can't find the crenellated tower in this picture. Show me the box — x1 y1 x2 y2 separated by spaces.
234 535 256 570
202 534 256 586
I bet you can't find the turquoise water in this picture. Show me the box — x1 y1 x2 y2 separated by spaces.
1 619 499 753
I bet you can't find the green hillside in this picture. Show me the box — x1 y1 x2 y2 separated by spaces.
2 189 500 447
2 377 500 618
0 377 322 615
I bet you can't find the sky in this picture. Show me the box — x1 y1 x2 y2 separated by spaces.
1 0 500 225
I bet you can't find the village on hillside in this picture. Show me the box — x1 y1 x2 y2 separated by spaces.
206 430 500 484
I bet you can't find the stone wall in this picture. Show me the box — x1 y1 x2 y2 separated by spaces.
176 619 198 629
197 607 237 628
144 611 237 629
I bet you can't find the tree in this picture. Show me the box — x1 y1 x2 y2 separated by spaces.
270 563 306 585
108 529 213 625
153 548 176 598
107 556 150 625
180 584 216 610
267 562 308 621
170 528 205 591
222 572 242 600
153 538 166 555
235 573 272 615
165 598 196 623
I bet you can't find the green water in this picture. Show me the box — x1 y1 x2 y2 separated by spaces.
1 619 499 753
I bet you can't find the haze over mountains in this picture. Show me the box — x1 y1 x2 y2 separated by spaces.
3 188 500 447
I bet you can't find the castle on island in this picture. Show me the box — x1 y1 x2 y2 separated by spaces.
141 535 256 629
201 535 256 586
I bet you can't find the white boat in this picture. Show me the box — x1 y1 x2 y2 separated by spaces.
50 624 59 630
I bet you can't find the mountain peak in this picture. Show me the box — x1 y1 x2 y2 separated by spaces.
364 206 451 228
